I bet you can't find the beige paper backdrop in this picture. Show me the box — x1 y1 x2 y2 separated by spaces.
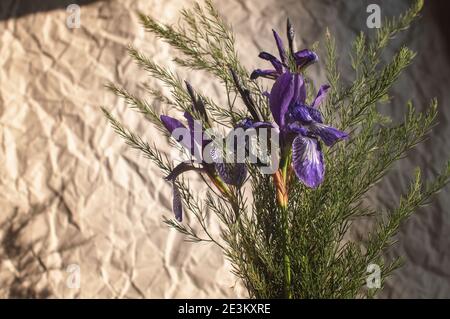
0 0 449 298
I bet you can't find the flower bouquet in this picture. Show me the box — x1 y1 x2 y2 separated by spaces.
102 0 450 298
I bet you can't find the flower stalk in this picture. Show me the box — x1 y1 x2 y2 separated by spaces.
274 152 292 298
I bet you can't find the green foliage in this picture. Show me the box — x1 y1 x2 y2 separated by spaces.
103 0 450 298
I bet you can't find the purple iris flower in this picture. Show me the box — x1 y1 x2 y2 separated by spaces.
250 26 318 80
160 83 247 221
160 112 209 222
270 71 348 188
239 71 347 188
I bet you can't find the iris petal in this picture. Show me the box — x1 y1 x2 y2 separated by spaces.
237 118 274 130
250 69 278 80
183 112 203 157
310 123 348 147
215 162 247 187
210 145 247 187
292 135 324 188
165 162 205 222
172 183 183 222
307 107 324 123
311 84 330 108
272 29 287 64
184 111 195 132
291 104 313 123
290 104 323 124
294 49 318 69
160 115 186 136
292 73 306 105
287 122 308 136
259 52 283 73
161 114 194 152
269 71 295 128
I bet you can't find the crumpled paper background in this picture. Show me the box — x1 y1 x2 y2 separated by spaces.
0 0 449 298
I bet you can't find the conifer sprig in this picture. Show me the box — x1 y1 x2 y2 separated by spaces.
103 0 449 298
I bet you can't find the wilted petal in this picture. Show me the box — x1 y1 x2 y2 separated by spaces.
172 183 183 222
311 84 330 108
196 97 208 122
185 81 197 101
292 135 324 188
294 49 318 69
272 29 287 64
165 162 201 181
165 162 205 222
286 18 295 54
269 71 295 128
250 69 278 80
230 68 262 121
310 123 348 147
259 52 283 73
185 81 208 121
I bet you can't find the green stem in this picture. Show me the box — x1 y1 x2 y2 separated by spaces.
280 151 292 299
281 204 292 298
